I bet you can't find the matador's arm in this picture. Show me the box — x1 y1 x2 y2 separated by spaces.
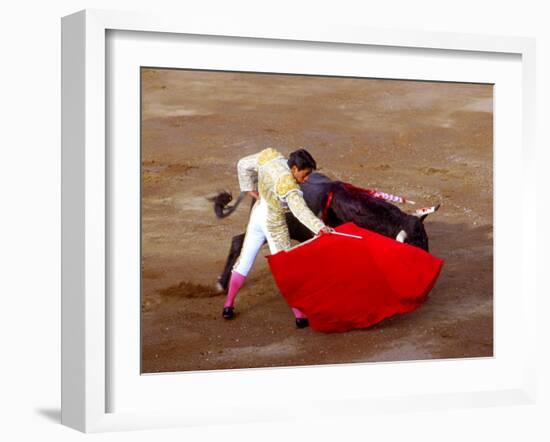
276 174 325 234
237 152 260 192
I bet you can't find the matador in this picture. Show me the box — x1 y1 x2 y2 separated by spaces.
222 147 333 328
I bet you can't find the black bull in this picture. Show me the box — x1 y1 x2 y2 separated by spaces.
214 172 434 291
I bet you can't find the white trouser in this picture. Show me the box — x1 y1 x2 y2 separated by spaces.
233 199 281 276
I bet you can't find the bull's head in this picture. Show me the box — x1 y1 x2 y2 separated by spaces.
397 205 440 251
404 218 430 251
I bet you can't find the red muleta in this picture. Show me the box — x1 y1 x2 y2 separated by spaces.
267 222 444 332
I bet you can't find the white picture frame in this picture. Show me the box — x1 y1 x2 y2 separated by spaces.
61 9 537 433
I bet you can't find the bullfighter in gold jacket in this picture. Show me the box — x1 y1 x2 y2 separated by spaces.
223 147 333 328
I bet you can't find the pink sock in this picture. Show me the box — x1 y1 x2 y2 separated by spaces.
292 307 307 319
224 271 246 308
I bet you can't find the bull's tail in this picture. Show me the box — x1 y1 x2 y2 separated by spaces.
211 191 247 218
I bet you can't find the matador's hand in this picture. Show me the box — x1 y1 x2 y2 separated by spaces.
248 191 259 200
319 226 335 235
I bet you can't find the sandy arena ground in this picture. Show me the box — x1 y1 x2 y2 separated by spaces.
140 69 493 373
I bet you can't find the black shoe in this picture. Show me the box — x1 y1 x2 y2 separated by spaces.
295 318 309 329
222 307 234 319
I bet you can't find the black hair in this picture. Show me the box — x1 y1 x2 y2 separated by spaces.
287 148 317 171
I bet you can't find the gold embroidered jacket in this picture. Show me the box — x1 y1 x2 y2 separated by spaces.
237 148 325 251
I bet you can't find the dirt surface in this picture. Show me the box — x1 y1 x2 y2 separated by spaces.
140 68 493 373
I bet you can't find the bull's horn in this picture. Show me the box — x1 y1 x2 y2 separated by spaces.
396 230 408 243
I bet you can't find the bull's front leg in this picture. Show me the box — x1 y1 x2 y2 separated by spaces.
217 233 246 292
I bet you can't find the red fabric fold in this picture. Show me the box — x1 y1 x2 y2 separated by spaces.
267 222 444 332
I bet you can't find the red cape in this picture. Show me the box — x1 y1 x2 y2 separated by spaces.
267 222 444 332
